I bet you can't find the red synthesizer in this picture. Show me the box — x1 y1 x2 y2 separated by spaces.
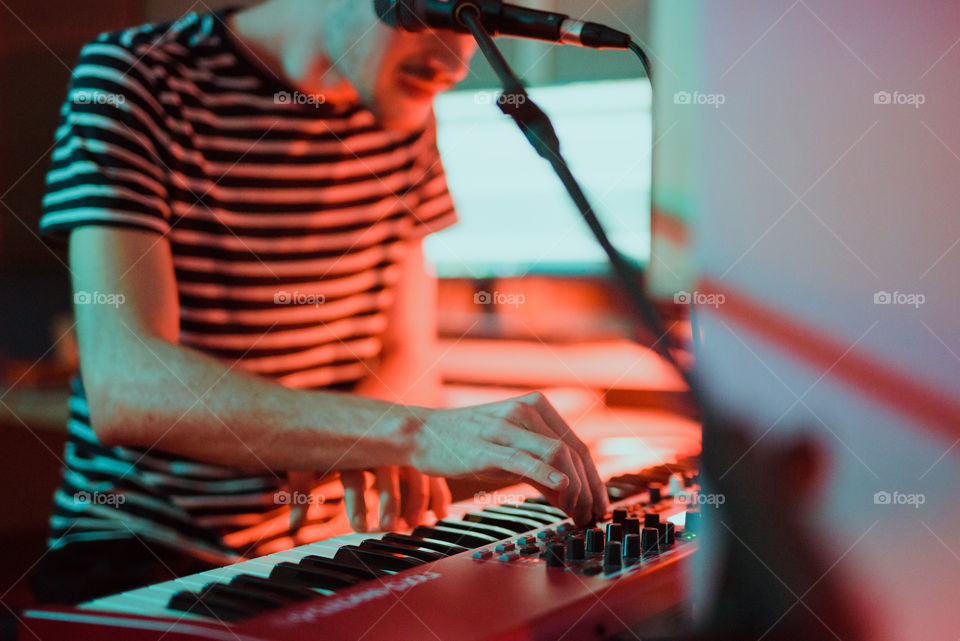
21 463 701 641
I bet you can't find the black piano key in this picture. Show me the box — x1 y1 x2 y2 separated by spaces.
523 496 551 505
481 506 557 525
335 545 424 572
463 512 541 533
383 533 468 556
411 525 497 549
270 561 361 589
360 539 444 563
228 574 316 601
167 591 249 622
299 555 388 581
435 518 516 539
201 583 288 610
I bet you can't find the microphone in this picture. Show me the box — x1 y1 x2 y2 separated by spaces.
374 0 633 49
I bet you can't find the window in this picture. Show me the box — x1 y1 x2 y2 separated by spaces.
428 78 652 278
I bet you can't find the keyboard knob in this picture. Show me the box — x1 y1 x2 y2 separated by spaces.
623 517 640 536
641 527 659 556
685 510 701 533
606 522 623 545
566 535 585 562
585 528 605 555
623 533 641 560
663 521 676 547
603 541 622 573
643 512 660 529
648 485 662 504
546 541 565 567
611 508 628 525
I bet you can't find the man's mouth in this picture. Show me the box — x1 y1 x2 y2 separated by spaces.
396 67 460 97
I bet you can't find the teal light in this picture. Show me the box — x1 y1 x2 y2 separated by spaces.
428 79 652 278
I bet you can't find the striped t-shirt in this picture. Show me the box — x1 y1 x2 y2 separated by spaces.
39 8 457 563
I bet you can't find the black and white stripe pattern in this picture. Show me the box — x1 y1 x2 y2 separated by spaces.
40 9 456 561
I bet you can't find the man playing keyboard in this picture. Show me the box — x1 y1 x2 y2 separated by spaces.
32 0 606 605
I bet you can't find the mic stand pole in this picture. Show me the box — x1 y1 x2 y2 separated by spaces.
456 5 701 399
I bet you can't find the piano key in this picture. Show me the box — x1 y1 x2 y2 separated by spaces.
334 545 424 572
435 518 517 539
270 561 362 589
481 506 558 525
167 590 251 622
410 525 498 549
359 539 444 563
228 574 316 601
299 555 388 581
463 512 543 533
510 501 568 519
200 584 285 611
382 533 468 556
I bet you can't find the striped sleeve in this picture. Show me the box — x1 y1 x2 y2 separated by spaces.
40 41 171 244
404 116 458 240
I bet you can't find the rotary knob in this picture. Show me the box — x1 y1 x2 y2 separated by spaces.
585 528 605 555
546 541 565 567
606 522 623 545
603 541 622 574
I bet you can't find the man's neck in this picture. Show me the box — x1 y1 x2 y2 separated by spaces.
225 0 359 102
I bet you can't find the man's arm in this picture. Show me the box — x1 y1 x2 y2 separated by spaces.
71 226 606 524
70 225 411 472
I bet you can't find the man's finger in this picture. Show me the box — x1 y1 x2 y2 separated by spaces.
402 468 429 527
340 470 369 533
287 471 314 533
374 466 400 531
428 476 451 520
527 395 609 519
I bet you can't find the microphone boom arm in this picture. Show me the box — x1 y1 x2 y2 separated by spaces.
456 4 700 398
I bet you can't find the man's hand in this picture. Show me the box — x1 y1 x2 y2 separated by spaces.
407 392 607 527
340 467 450 532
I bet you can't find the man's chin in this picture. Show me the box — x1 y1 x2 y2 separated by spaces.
372 100 434 132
